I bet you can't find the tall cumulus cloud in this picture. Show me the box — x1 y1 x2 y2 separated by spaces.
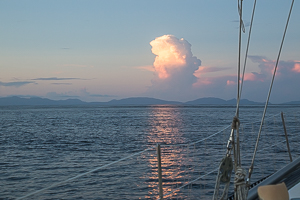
148 35 201 101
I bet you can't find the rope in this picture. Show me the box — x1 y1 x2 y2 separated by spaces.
16 146 155 200
234 167 246 186
213 157 233 200
234 167 248 200
247 0 295 184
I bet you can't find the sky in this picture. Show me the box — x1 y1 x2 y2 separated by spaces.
1 0 299 103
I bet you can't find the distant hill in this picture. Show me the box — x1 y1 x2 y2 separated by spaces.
280 101 300 105
0 96 181 106
185 97 227 104
0 96 86 106
105 97 182 105
0 96 298 106
185 97 263 105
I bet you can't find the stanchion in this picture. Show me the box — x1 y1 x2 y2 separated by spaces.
157 144 163 199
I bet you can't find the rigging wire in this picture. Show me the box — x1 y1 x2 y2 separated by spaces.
236 0 244 169
236 0 257 171
237 0 243 117
235 0 257 116
247 0 295 184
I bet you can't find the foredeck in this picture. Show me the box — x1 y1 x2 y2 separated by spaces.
289 181 300 200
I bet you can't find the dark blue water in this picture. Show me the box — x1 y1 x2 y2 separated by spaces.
1 105 300 199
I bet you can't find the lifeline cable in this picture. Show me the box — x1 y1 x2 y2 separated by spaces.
16 146 155 200
162 120 289 199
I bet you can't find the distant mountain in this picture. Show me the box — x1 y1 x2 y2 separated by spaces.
0 96 86 106
105 97 182 105
0 96 182 106
185 97 263 105
1 96 297 106
280 101 300 105
185 97 227 105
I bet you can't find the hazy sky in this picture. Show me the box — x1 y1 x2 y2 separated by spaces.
1 0 299 103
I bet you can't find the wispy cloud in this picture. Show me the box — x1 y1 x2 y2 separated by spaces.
194 66 230 75
60 64 94 68
232 20 250 28
51 83 72 85
135 65 155 72
80 88 116 98
0 81 34 87
46 92 80 99
32 77 81 81
46 88 116 101
89 94 117 98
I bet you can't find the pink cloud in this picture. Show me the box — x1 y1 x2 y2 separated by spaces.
150 35 200 79
243 73 256 81
292 63 300 73
135 65 155 72
248 56 300 80
226 80 235 85
192 77 212 87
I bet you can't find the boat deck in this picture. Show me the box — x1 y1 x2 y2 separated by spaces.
247 156 300 200
289 181 300 200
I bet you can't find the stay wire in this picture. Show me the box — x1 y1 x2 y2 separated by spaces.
236 0 243 117
236 0 257 168
236 0 257 116
247 0 295 184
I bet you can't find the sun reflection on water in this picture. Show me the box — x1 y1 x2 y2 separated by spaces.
144 106 190 199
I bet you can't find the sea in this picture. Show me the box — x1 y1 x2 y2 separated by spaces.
1 105 300 200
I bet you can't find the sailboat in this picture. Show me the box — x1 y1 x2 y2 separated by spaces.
212 0 300 200
12 1 299 200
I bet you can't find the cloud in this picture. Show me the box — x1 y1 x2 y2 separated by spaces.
195 66 230 74
150 35 201 79
144 35 299 103
32 77 81 81
80 88 116 98
193 66 231 86
0 81 34 87
243 56 300 103
200 56 300 102
226 80 235 85
248 56 300 80
60 64 94 68
51 83 72 85
46 92 80 99
89 94 116 98
135 65 155 72
46 88 116 101
147 35 201 101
